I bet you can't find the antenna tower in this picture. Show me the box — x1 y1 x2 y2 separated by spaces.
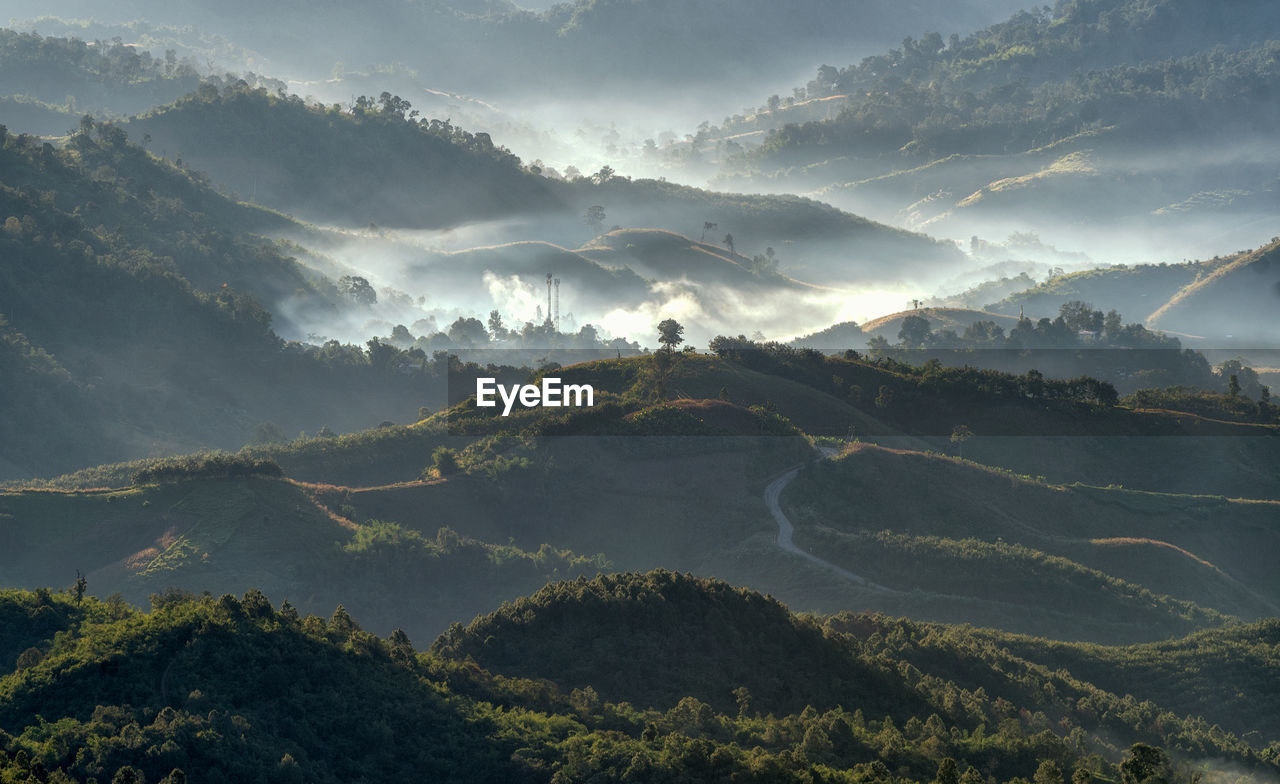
554 278 561 331
545 273 553 326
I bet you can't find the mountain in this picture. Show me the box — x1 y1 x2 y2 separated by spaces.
0 461 603 640
7 350 1278 644
1147 237 1280 342
702 0 1280 259
127 83 965 289
0 121 480 479
0 577 1274 782
986 258 1236 325
5 0 1034 99
0 28 202 132
129 84 558 229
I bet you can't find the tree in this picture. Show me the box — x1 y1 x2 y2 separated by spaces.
584 205 606 236
487 310 508 340
898 314 932 347
447 316 489 346
15 646 42 670
74 570 87 604
1035 761 1064 784
950 425 973 458
1121 744 1171 784
111 767 144 784
431 446 460 477
657 319 684 352
1061 300 1103 333
338 275 377 305
1228 374 1241 397
389 324 413 345
935 758 959 784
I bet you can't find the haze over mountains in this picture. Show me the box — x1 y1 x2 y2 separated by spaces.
2 0 1280 780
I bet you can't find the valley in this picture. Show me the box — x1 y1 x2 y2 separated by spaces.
0 0 1277 780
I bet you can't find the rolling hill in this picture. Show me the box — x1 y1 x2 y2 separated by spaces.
783 444 1280 632
0 464 604 640
0 118 474 479
0 576 1275 782
858 308 1024 345
126 83 966 288
1147 237 1280 342
705 0 1280 260
0 28 202 131
987 257 1237 324
6 350 1278 644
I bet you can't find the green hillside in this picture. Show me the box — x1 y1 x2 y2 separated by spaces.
0 28 201 127
6 349 1277 644
988 258 1236 323
0 122 538 478
126 83 964 285
784 444 1280 634
130 83 556 228
970 620 1280 742
431 570 927 717
0 577 1273 782
704 0 1280 252
1147 238 1280 341
0 464 604 640
436 572 1276 763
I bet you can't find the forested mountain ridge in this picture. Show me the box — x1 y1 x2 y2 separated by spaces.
5 350 1278 646
127 82 965 285
0 575 1276 783
5 0 1034 98
1146 237 1280 340
129 83 558 229
0 28 202 133
0 122 477 478
702 0 1280 258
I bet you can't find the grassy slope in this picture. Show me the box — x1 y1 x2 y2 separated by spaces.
988 257 1236 321
859 307 1024 343
967 619 1280 742
783 444 1280 633
7 353 1278 644
1147 238 1280 337
0 475 603 640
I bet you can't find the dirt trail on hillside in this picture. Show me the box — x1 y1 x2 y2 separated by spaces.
764 449 894 591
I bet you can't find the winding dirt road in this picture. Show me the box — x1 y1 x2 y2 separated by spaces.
763 458 892 590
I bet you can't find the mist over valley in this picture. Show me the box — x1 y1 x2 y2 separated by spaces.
1 1 1279 782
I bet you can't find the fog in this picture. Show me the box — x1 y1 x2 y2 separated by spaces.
269 221 932 349
4 0 1276 352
